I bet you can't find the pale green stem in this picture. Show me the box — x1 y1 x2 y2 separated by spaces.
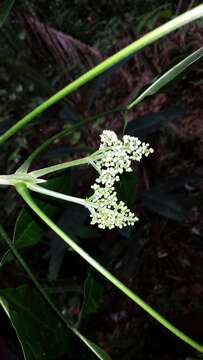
28 183 91 209
16 106 125 174
29 149 104 178
16 183 203 354
30 155 92 178
0 5 203 143
89 160 101 174
0 224 110 360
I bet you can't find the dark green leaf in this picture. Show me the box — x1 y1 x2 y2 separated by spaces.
79 273 104 323
0 0 15 27
81 336 111 360
47 204 88 281
142 191 188 222
117 173 139 206
0 285 70 360
153 175 203 193
125 107 186 137
1 175 72 266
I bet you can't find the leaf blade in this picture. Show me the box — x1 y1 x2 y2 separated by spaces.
0 285 70 360
128 46 203 109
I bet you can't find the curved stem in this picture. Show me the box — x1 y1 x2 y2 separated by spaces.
16 183 203 354
0 5 203 143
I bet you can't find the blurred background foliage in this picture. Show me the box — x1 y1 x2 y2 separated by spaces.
1 0 203 359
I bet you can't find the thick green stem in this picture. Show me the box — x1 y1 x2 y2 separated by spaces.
16 183 203 354
0 5 203 143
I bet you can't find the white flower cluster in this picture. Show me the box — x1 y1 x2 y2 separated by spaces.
88 130 154 229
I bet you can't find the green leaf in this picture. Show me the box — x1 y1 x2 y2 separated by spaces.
153 175 203 193
125 107 185 137
142 191 188 222
1 175 71 266
79 273 104 324
0 285 70 360
128 47 203 109
117 173 139 206
0 0 15 27
79 336 111 360
0 285 111 360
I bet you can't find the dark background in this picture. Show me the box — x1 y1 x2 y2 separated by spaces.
0 1 203 359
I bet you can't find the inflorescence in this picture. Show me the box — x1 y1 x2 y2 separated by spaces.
0 130 153 231
88 130 154 229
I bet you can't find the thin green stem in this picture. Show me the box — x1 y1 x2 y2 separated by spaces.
16 183 203 354
16 106 125 173
0 5 203 143
0 225 64 323
0 224 110 360
28 183 89 208
30 154 92 178
29 148 104 178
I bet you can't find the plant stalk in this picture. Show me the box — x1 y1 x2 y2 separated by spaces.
16 183 203 354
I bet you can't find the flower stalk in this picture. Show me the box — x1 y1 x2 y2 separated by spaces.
0 130 154 230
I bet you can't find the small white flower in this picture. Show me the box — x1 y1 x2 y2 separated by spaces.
94 130 153 183
87 130 154 229
89 183 138 229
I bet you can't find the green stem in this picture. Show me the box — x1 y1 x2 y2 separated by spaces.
29 148 104 178
0 225 64 323
28 183 89 208
30 154 92 178
16 106 125 173
0 224 110 360
16 183 203 354
0 5 203 143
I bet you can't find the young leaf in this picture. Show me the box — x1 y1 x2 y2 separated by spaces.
0 0 15 27
128 46 203 109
